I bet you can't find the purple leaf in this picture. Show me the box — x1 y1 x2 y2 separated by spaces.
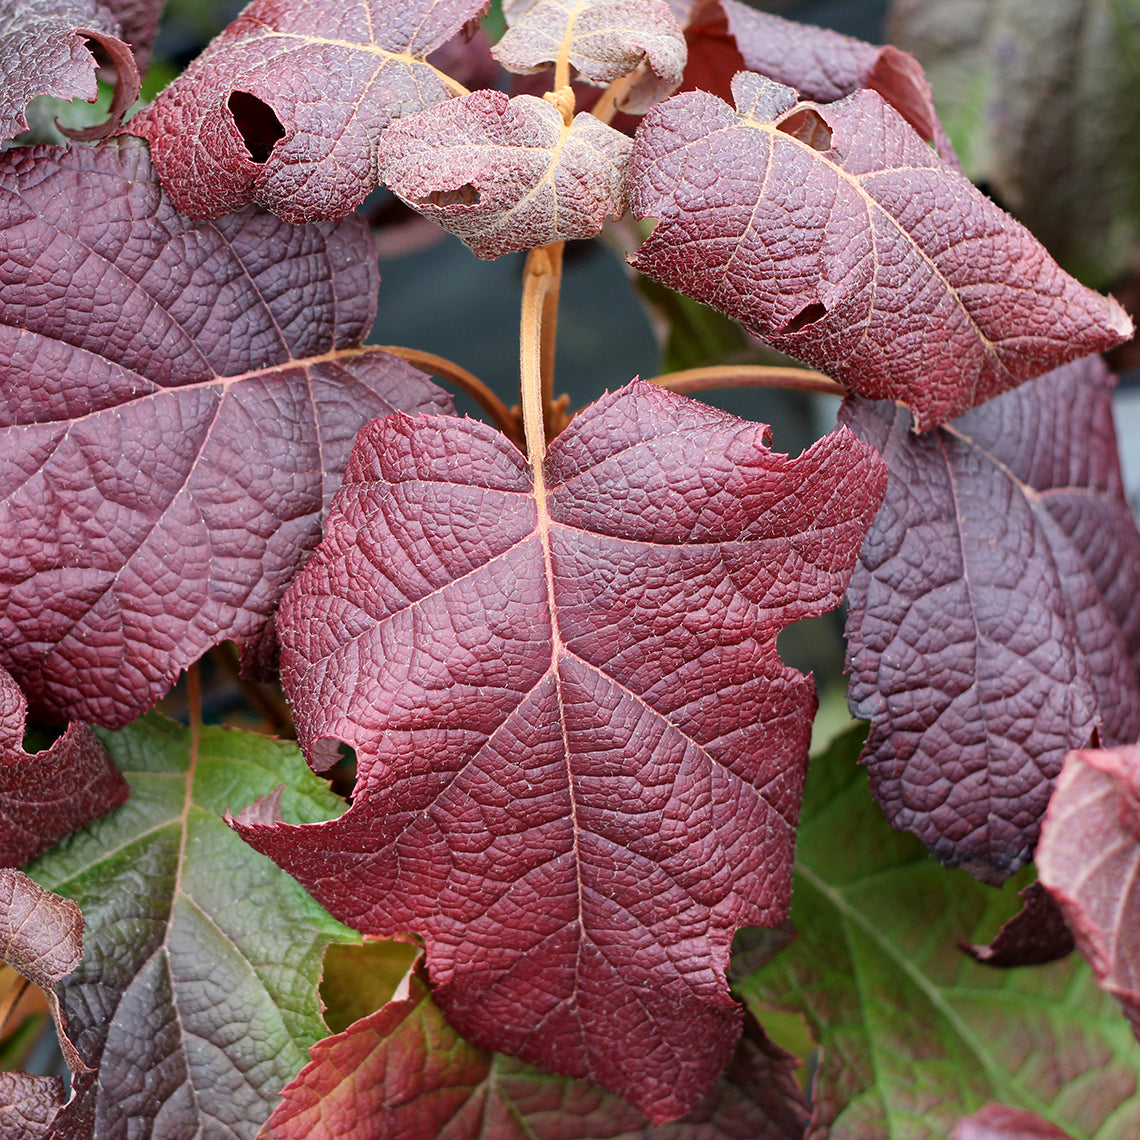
377 90 631 258
233 379 886 1123
628 72 1132 432
1037 744 1140 1045
0 141 450 728
952 1103 1077 1140
0 0 140 142
129 0 489 222
0 1073 64 1140
960 882 1074 969
0 665 127 868
842 357 1140 880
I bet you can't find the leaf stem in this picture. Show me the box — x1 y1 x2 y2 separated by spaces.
377 345 522 446
0 973 31 1041
186 661 202 740
520 244 565 466
590 73 637 126
647 364 845 398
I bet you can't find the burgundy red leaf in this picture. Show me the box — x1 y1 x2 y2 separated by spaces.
1037 745 1140 1044
264 962 810 1139
0 141 450 728
842 358 1140 881
129 0 488 222
377 90 631 258
628 71 1131 432
0 0 141 143
233 379 886 1122
494 0 687 114
952 1103 1077 1139
961 882 1074 969
0 665 126 868
0 1072 64 1140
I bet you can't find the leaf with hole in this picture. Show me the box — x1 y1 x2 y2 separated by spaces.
0 140 450 728
842 357 1140 881
232 378 886 1123
628 72 1132 431
377 89 631 258
129 0 489 222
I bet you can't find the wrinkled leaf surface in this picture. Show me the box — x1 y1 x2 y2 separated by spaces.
263 960 810 1139
0 666 127 868
739 724 1140 1140
628 71 1131 431
25 714 357 1140
961 883 1074 969
0 140 449 728
130 0 488 221
234 379 886 1123
842 358 1140 880
1037 745 1140 1045
378 90 631 258
0 1072 63 1139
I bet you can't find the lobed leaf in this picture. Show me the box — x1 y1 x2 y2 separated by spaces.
842 358 1140 880
0 0 140 143
628 71 1132 431
739 724 1140 1140
0 665 127 868
495 0 687 114
233 379 887 1123
25 714 358 1140
0 140 450 729
377 90 631 258
263 959 810 1139
129 0 489 222
1037 745 1140 1046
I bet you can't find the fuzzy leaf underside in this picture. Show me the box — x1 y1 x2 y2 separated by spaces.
628 72 1131 432
130 0 489 222
263 962 810 1139
0 140 450 728
233 379 887 1123
842 358 1140 881
739 724 1140 1140
0 665 127 868
377 90 631 258
24 714 357 1140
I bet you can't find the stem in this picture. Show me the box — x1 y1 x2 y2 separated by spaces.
210 643 295 739
520 244 565 466
378 345 522 447
0 974 31 1041
186 661 201 738
647 364 845 398
590 73 637 126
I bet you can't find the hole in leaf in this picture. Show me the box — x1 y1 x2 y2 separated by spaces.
425 184 481 208
778 301 827 335
776 108 833 151
227 90 285 163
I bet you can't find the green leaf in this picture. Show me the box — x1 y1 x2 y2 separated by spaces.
25 713 358 1139
738 724 1140 1140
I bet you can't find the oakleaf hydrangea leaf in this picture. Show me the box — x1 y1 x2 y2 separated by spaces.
628 71 1132 431
0 1072 64 1139
233 379 886 1123
378 90 631 259
24 714 359 1140
842 358 1140 881
1037 745 1140 1046
494 0 687 114
960 883 1074 969
953 1104 1078 1140
0 665 127 868
0 140 450 729
130 0 489 222
739 724 1140 1140
262 959 810 1139
0 0 140 142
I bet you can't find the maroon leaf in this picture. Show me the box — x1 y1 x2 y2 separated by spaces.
0 868 86 1076
100 0 163 71
129 0 488 222
264 960 810 1139
961 882 1074 969
494 0 687 114
0 140 450 728
0 0 141 143
0 1073 64 1140
233 379 886 1122
953 1103 1077 1139
842 357 1140 880
377 90 631 259
0 666 126 868
1037 745 1140 1045
628 71 1132 432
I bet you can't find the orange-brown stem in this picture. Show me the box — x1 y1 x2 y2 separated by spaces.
647 364 845 398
